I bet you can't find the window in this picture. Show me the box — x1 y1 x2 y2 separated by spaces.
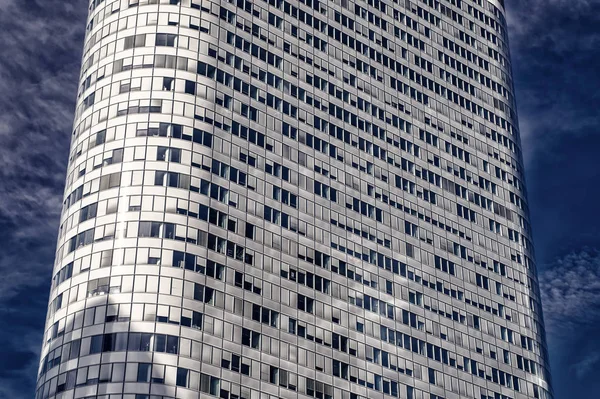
241 328 260 349
269 366 278 384
138 221 161 238
297 294 314 313
95 130 106 146
185 80 196 94
89 335 103 354
167 335 179 354
157 146 181 163
102 333 127 352
137 363 151 383
68 339 81 360
140 334 152 351
428 368 436 384
192 311 203 329
200 374 220 395
156 33 177 46
356 322 364 333
162 77 174 91
176 368 188 387
79 203 97 222
251 304 278 327
154 334 167 352
124 34 146 49
245 223 255 239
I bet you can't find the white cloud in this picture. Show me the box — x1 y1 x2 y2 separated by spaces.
540 250 600 336
0 2 86 396
571 351 600 380
506 0 598 40
0 0 86 303
504 0 600 167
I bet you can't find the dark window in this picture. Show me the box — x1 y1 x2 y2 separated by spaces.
245 223 255 239
176 368 188 387
154 334 167 352
156 33 177 46
89 335 103 354
137 363 151 382
241 328 260 349
185 80 196 94
192 311 203 329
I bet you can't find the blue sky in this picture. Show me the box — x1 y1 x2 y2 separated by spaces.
0 0 598 397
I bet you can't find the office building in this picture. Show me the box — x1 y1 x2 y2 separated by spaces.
36 0 552 399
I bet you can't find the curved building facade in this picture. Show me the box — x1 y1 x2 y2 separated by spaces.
37 0 552 399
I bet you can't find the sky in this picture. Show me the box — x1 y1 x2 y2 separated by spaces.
0 0 598 397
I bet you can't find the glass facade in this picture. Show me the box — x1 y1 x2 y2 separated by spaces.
36 0 552 399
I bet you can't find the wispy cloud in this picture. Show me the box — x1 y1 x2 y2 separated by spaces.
506 0 599 41
505 0 600 165
571 351 600 380
504 2 600 398
0 0 87 397
540 249 600 335
537 249 600 395
0 0 85 297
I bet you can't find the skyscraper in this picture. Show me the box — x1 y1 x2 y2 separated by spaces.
36 0 552 398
